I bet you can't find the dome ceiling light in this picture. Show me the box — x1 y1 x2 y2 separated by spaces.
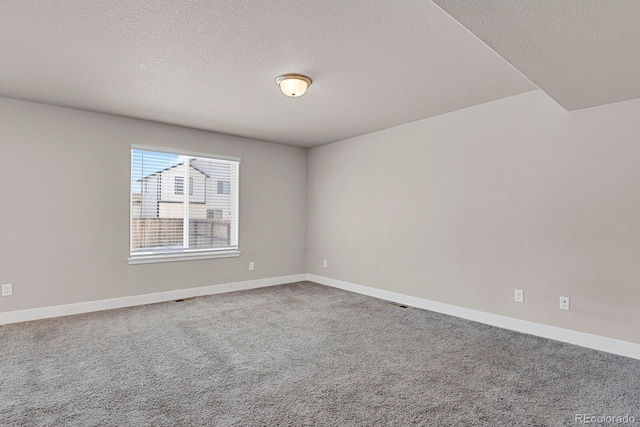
276 73 312 98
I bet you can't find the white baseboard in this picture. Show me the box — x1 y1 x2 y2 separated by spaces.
4 272 638 361
0 274 306 326
307 274 640 360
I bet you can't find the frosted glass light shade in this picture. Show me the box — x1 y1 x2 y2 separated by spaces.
276 74 312 97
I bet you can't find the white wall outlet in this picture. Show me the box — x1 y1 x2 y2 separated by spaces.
249 262 254 271
514 289 524 303
2 284 13 297
559 296 570 311
323 260 328 268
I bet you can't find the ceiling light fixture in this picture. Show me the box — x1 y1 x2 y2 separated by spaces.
276 73 312 98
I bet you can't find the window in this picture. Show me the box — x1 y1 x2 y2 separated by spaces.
130 146 240 263
218 180 230 194
175 177 184 195
175 177 194 195
207 209 223 220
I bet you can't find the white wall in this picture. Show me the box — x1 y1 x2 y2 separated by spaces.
307 90 640 344
0 97 307 312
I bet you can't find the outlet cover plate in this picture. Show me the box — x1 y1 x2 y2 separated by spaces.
560 296 570 311
2 284 13 297
514 289 524 303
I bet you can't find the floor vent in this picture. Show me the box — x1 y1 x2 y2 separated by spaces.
389 302 408 308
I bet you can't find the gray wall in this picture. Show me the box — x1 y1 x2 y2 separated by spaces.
0 97 307 312
307 90 640 344
3 90 639 345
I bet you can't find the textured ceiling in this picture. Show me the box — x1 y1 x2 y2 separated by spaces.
433 0 640 111
0 1 535 148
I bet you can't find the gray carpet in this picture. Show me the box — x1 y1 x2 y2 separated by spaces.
1 281 639 426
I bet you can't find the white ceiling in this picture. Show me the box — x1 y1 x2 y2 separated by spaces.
2 2 636 148
0 1 535 148
433 0 640 111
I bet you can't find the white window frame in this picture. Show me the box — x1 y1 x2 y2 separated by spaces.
129 145 241 264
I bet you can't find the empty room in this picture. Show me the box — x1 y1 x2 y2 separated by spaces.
1 1 639 425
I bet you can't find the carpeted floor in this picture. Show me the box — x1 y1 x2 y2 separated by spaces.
1 281 639 426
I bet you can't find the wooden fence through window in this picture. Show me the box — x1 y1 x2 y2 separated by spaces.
132 218 231 250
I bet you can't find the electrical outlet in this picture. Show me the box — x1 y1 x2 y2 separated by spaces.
323 260 328 268
249 262 254 271
559 296 570 311
2 284 13 297
514 289 524 303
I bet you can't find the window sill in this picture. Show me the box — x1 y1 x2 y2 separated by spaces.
128 250 240 265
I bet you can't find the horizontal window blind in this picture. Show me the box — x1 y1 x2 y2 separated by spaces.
130 147 239 259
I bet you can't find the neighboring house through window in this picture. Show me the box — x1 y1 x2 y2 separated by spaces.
130 146 240 263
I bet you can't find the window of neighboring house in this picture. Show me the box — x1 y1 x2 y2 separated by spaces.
175 177 194 196
217 180 230 194
175 177 184 195
130 146 240 264
207 209 223 220
143 180 149 193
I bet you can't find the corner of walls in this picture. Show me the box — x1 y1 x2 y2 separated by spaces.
305 91 640 350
